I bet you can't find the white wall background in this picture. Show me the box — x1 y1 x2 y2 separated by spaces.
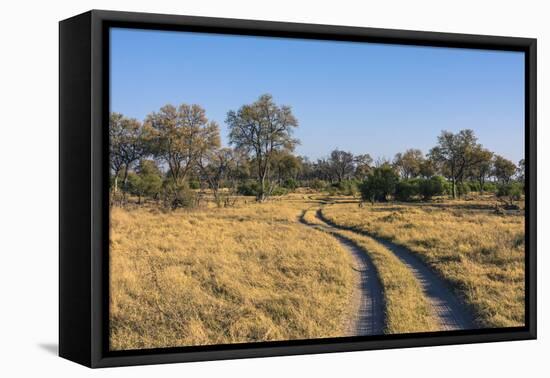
0 0 546 376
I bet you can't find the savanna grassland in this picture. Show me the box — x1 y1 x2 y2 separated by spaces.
110 191 525 350
109 95 526 350
110 195 357 350
321 198 525 328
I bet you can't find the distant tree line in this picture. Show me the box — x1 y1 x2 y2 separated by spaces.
109 94 525 209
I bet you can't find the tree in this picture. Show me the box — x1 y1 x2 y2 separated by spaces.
394 179 420 202
469 147 493 194
314 158 333 182
109 114 126 193
270 151 302 188
419 176 448 200
360 164 399 203
496 182 522 208
198 147 237 207
126 160 163 204
109 113 148 200
227 94 299 201
493 155 517 184
329 149 355 182
419 158 437 178
374 157 392 168
145 104 220 206
393 149 424 179
354 153 373 180
145 104 220 185
429 129 483 199
517 159 525 183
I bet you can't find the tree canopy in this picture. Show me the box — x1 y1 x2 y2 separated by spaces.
109 96 524 208
227 94 299 201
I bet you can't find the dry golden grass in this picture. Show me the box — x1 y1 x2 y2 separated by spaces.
322 198 525 328
110 192 525 350
110 199 355 350
302 208 437 334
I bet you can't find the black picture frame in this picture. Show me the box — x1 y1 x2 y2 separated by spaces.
59 9 537 368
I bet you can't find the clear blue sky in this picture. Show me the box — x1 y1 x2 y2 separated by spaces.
110 27 525 163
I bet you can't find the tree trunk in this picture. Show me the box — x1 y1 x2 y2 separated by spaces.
213 188 222 208
451 178 456 199
259 174 266 202
479 176 484 194
122 165 130 205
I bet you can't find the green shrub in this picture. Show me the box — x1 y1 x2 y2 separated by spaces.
282 178 298 190
328 180 359 196
174 185 198 208
270 186 288 196
482 182 497 193
338 180 360 196
237 180 260 196
127 171 162 202
419 176 448 200
310 179 327 191
161 181 198 209
468 181 481 192
237 181 288 197
326 184 338 196
360 165 399 202
394 180 420 201
457 181 471 197
496 182 523 202
126 172 141 194
188 180 201 190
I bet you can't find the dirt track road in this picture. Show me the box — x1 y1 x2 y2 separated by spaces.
317 209 477 331
369 234 476 330
300 212 385 336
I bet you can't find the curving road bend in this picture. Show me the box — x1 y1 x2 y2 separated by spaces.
300 211 385 336
317 209 477 331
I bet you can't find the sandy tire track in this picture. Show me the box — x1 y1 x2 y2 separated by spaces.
300 211 385 336
317 209 477 331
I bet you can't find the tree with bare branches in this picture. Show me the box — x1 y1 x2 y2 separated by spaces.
393 149 424 179
145 103 220 206
109 113 148 202
198 147 237 207
328 149 355 183
227 94 299 201
429 129 483 198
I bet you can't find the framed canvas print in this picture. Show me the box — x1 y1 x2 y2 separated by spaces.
59 10 537 368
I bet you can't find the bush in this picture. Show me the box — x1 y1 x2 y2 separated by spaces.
394 180 420 201
161 181 198 209
419 176 448 200
326 185 338 196
127 171 162 202
310 179 327 191
328 180 360 196
282 178 298 190
496 182 523 202
271 186 288 196
237 180 260 196
468 181 481 192
237 181 288 197
360 165 399 203
338 179 360 196
482 182 497 193
456 181 471 197
126 172 141 195
174 185 198 208
188 180 200 190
